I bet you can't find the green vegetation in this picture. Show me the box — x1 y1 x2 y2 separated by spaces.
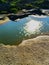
0 0 49 13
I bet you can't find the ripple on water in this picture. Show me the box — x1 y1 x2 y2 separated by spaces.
0 15 49 45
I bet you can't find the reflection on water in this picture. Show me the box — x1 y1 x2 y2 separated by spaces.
24 20 42 34
0 15 49 45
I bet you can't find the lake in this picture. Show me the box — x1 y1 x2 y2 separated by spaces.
0 15 49 45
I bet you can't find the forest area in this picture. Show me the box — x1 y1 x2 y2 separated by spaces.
0 0 49 13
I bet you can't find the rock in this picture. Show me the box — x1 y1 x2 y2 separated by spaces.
0 35 49 65
7 13 30 21
30 9 46 15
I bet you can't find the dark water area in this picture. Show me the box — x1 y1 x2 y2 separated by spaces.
0 15 49 45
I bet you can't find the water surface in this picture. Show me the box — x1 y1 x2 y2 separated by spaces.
0 15 49 45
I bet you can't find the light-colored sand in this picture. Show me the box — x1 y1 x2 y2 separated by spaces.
31 15 48 18
0 17 10 24
0 35 49 65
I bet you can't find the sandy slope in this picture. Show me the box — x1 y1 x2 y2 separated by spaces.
0 35 49 65
0 17 10 24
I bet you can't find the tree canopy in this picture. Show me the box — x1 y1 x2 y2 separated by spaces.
0 0 49 13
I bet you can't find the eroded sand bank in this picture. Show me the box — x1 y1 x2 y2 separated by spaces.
0 17 10 24
0 35 49 65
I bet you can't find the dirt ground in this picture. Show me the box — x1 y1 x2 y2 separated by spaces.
0 35 49 65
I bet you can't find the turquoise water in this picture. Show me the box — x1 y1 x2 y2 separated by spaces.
0 15 49 45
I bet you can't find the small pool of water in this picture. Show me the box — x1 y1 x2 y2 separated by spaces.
0 15 49 45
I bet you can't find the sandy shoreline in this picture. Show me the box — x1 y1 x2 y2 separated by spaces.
0 35 49 65
0 17 10 24
0 14 49 25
